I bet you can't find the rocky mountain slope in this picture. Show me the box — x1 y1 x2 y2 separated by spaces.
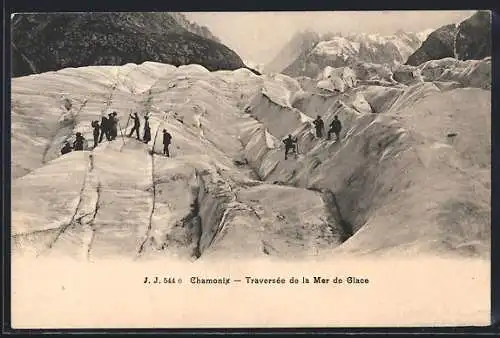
170 12 221 43
264 30 321 74
406 11 491 66
405 24 458 66
11 58 490 261
455 10 491 61
12 12 246 77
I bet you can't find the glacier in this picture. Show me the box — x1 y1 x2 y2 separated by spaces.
11 61 491 262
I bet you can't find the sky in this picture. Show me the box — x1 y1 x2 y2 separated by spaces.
185 11 477 66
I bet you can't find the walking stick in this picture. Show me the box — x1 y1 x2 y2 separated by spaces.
119 122 125 145
118 112 132 152
124 110 131 135
152 125 160 155
151 112 167 156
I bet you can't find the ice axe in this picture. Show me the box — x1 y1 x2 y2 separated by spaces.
118 111 132 152
123 111 132 138
150 128 160 156
119 122 125 145
124 110 131 133
147 111 165 156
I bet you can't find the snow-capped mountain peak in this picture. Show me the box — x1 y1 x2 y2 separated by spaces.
280 30 431 77
310 37 361 58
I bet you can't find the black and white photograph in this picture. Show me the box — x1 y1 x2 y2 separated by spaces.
10 10 491 328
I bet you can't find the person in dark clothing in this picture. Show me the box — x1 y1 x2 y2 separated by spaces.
73 132 85 151
64 98 72 111
162 129 172 157
283 134 298 160
99 116 109 143
61 141 72 155
107 113 115 140
128 112 141 140
313 115 325 138
143 114 151 144
111 112 119 140
107 112 119 140
327 115 342 141
91 120 100 148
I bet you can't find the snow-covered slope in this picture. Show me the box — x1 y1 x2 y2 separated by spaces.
11 61 490 261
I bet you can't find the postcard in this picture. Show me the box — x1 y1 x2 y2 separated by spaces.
10 10 491 328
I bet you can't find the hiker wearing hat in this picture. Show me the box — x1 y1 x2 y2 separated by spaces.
91 120 100 148
99 115 109 143
61 141 72 155
282 134 298 160
162 129 172 157
143 114 151 144
313 115 325 138
73 132 85 151
128 112 141 140
108 112 119 140
327 115 342 142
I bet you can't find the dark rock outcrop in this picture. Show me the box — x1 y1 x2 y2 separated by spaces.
12 12 246 77
406 11 491 67
455 10 491 61
169 12 221 43
405 24 457 66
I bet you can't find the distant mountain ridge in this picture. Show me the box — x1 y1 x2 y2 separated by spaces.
265 11 490 78
12 12 246 77
270 30 430 78
264 30 321 74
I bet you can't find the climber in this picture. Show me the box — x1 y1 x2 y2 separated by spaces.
128 112 141 140
327 115 342 141
91 120 100 148
64 98 72 111
108 112 117 140
99 115 109 143
313 115 325 138
61 141 72 155
114 112 120 140
283 134 298 160
73 132 85 151
143 114 151 144
162 129 172 157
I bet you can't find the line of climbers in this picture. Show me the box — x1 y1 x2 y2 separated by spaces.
61 111 340 160
282 115 342 160
61 111 173 157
